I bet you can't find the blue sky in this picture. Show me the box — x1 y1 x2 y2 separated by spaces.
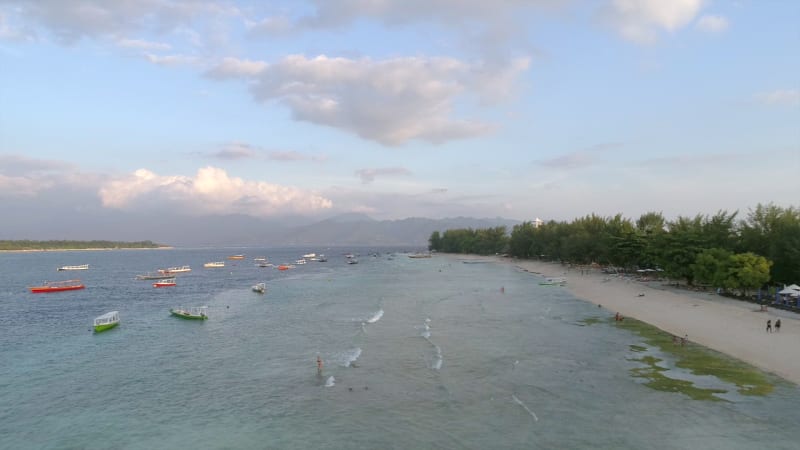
1 0 798 231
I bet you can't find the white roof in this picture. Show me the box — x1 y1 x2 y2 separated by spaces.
96 311 119 319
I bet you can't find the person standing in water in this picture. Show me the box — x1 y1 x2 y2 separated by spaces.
317 355 323 373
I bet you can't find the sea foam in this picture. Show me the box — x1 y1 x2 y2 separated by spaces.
366 309 384 324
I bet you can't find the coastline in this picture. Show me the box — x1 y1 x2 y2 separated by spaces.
0 247 174 253
456 254 800 386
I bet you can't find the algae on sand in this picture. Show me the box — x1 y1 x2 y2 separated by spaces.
588 316 775 399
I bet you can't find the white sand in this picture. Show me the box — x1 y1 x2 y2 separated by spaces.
475 255 800 385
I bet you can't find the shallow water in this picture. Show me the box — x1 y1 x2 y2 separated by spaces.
1 248 799 449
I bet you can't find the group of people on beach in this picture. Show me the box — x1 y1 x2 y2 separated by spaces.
767 319 782 333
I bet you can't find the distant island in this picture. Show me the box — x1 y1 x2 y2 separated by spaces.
0 240 168 251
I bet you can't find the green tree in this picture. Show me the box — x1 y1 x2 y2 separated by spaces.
691 248 733 287
725 252 772 296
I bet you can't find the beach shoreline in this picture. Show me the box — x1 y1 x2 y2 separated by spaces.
454 254 800 386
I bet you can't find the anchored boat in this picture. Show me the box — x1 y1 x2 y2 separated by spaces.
136 272 175 280
93 311 120 333
252 282 266 294
157 265 191 274
153 278 176 288
29 279 85 293
57 264 89 271
204 261 225 268
170 306 208 320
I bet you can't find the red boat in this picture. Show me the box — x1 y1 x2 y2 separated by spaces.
29 279 85 293
278 265 290 271
153 278 176 288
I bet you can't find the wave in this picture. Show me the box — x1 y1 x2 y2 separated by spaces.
512 394 539 422
325 376 335 387
334 347 362 367
366 309 384 324
420 318 443 370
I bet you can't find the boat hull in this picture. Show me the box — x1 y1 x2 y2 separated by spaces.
94 321 119 333
153 283 176 288
29 285 85 293
170 309 208 320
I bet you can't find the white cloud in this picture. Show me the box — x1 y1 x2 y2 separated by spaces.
116 38 171 51
755 89 800 107
355 167 412 184
695 14 729 33
602 0 705 44
248 54 529 145
205 57 268 79
144 52 200 67
98 166 332 216
211 142 260 160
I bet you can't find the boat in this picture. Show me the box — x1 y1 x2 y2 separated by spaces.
170 306 208 320
539 277 567 286
409 253 432 258
93 311 120 333
277 265 292 271
29 279 85 293
136 272 175 280
227 255 245 260
153 278 176 288
302 253 316 259
295 258 307 265
57 264 89 271
347 258 359 264
317 254 328 262
203 261 225 268
257 262 274 268
252 282 266 294
157 265 191 274
253 257 267 262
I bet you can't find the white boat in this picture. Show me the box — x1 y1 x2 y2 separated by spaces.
252 282 266 294
93 311 120 333
302 253 316 259
57 264 89 271
203 261 225 268
158 265 191 274
295 258 307 265
253 257 267 262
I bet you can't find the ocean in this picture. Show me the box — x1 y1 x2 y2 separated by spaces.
1 248 799 449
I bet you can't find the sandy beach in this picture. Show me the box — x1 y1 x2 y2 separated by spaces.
476 255 800 386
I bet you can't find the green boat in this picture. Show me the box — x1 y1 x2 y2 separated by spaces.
93 311 120 333
170 306 208 320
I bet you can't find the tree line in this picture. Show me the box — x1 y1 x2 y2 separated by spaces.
0 240 164 250
428 203 800 293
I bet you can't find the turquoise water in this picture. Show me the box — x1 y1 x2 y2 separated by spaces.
2 248 800 449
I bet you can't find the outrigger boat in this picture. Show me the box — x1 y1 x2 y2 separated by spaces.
57 264 89 271
157 265 191 274
136 272 175 280
227 255 245 260
539 277 567 286
29 279 85 293
170 306 208 320
93 311 120 333
252 282 266 294
153 278 176 288
204 261 225 268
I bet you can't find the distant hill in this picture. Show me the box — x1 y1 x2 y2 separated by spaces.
277 215 521 246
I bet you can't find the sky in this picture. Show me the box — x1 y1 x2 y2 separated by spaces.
1 0 798 235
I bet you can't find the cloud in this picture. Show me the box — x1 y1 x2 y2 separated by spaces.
99 166 332 216
755 89 800 107
601 0 705 44
537 142 623 170
205 56 268 79
268 150 326 162
355 167 412 184
143 52 200 67
695 14 729 33
116 37 171 51
211 142 260 160
248 54 528 145
1 0 239 45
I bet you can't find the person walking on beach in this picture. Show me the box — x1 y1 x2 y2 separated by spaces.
775 319 781 332
766 319 772 333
